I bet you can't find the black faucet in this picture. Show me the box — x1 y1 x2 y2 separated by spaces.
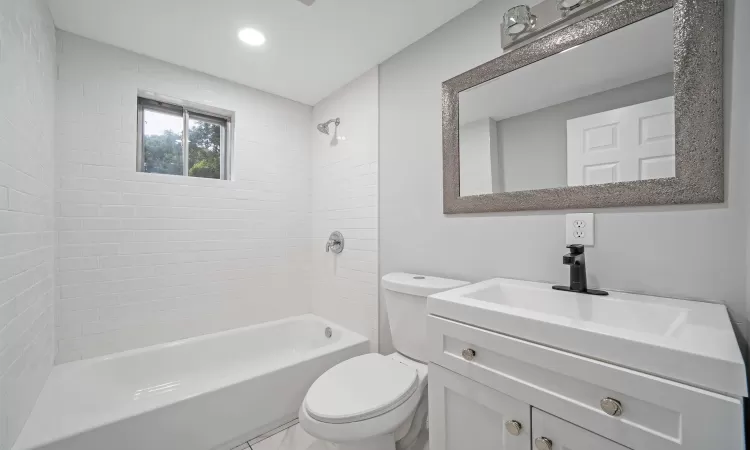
552 245 608 296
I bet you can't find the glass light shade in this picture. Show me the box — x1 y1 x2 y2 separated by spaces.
503 5 535 36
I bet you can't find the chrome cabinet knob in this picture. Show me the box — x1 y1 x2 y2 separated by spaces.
600 397 623 416
461 348 476 361
504 420 522 436
535 437 553 450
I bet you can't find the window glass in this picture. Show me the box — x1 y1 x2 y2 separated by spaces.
188 119 222 179
143 109 184 175
138 98 230 180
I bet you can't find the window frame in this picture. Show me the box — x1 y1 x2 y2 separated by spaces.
136 97 232 180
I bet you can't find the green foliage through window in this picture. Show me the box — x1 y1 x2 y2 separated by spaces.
144 129 184 176
188 121 221 179
139 99 228 180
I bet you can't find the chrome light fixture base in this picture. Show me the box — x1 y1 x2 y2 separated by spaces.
558 0 587 12
501 0 616 50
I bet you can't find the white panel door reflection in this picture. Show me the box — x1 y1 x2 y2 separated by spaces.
566 96 675 186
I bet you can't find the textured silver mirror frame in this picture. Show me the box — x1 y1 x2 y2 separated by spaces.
443 0 724 214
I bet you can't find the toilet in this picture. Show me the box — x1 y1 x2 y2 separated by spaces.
299 273 469 450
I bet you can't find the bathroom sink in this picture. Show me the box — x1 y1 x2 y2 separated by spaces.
428 278 747 397
465 280 689 336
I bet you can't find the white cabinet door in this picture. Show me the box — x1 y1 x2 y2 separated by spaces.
429 364 530 450
567 96 675 186
532 408 629 450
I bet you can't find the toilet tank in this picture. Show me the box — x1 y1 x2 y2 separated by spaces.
382 273 469 362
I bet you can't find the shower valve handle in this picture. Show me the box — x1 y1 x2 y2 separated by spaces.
326 231 345 254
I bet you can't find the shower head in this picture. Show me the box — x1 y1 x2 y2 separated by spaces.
317 118 340 135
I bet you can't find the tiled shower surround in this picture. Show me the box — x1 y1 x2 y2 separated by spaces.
0 1 57 449
53 32 379 364
53 32 314 363
310 69 379 351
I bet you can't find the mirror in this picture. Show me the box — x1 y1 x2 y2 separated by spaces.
458 9 674 196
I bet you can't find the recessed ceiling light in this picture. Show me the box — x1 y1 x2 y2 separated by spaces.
238 28 266 47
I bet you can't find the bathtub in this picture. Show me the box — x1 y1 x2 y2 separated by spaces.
13 315 369 450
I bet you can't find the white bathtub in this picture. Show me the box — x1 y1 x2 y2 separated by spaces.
13 315 368 450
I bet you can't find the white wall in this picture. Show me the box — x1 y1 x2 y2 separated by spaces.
0 1 57 449
54 32 313 363
379 0 750 352
730 0 750 356
310 69 379 351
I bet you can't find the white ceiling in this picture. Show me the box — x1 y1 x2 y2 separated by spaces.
47 0 482 105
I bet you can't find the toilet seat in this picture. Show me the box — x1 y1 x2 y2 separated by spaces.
304 354 419 424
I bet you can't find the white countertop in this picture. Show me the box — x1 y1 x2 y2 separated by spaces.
428 278 747 398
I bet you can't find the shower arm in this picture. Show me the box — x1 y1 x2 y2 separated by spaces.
317 118 341 135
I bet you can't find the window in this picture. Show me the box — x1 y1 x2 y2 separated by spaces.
137 97 232 180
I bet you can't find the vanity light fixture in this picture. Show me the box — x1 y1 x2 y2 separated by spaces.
238 27 266 47
501 0 615 50
503 5 537 36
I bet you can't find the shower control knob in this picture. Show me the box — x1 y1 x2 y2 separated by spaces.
461 348 476 361
325 231 344 254
505 420 523 436
535 437 553 450
600 397 623 416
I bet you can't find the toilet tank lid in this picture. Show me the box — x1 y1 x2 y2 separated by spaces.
382 273 470 297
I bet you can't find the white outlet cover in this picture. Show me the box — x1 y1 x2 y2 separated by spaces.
566 213 594 246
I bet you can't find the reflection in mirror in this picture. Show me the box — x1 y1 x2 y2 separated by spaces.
458 9 674 197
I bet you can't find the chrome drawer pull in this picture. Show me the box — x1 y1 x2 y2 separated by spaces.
504 420 522 436
535 437 553 450
461 348 476 361
600 397 623 416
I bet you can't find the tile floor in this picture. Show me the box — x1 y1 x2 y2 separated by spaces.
228 419 428 450
230 423 332 450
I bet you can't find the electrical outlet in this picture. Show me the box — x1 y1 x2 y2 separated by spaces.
566 213 594 246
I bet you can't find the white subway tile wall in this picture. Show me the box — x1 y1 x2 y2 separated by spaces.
54 32 313 363
0 1 57 449
310 69 379 351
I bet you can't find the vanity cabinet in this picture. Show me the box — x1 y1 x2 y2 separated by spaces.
429 364 627 450
427 315 746 450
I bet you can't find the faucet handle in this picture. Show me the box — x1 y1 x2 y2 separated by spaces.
325 231 345 254
566 244 585 255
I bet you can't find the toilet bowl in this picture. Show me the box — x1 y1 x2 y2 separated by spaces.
299 273 469 450
299 353 427 450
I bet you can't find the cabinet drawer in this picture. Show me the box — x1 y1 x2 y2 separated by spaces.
427 315 744 450
532 408 629 450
